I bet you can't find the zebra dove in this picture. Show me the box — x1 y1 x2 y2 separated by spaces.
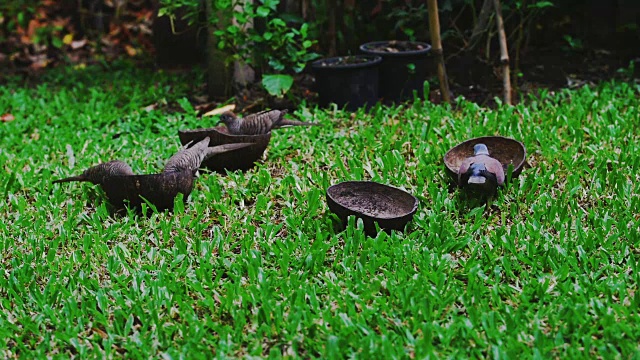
53 160 134 185
163 137 252 174
217 110 318 135
458 143 505 196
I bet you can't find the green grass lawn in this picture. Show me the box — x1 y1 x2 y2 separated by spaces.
1 64 639 358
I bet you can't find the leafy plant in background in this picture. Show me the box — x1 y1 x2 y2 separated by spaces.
159 0 320 98
217 0 320 97
562 34 583 51
386 2 428 41
262 73 294 97
0 0 65 47
0 0 39 39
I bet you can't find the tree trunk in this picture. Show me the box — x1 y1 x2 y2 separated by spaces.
205 0 232 98
232 0 255 90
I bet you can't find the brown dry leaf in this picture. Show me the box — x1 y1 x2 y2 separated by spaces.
29 54 49 69
91 327 108 339
71 39 87 49
108 24 121 37
124 44 137 56
1 113 15 122
143 103 158 112
202 104 236 117
52 17 70 28
194 102 217 114
27 19 40 38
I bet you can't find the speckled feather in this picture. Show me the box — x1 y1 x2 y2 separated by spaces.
458 144 505 196
163 137 211 174
53 160 134 185
219 110 318 135
458 154 505 185
163 137 252 174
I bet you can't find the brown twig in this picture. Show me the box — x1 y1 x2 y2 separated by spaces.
493 0 512 105
427 0 451 103
469 0 494 50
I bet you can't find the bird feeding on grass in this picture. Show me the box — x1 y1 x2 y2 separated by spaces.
217 109 319 135
458 143 505 197
53 160 134 186
163 137 252 175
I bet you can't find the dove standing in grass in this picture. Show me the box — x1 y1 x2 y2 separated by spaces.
163 136 252 174
217 109 318 135
53 160 134 185
458 143 505 196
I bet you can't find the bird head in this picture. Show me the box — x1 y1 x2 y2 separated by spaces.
473 143 490 156
217 111 237 126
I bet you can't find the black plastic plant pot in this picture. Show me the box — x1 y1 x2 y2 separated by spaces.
360 41 432 103
311 55 382 111
326 181 419 237
101 172 195 212
178 126 271 173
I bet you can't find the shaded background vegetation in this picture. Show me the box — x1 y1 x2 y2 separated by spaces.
1 0 638 104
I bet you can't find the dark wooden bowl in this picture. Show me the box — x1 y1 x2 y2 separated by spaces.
101 172 195 211
444 136 527 185
326 181 419 237
178 126 271 172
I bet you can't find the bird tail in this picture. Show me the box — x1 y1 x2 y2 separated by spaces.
204 142 253 158
52 175 86 184
467 176 487 185
465 163 493 185
274 119 320 128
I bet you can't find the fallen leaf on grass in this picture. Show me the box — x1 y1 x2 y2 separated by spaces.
71 39 87 50
1 114 15 122
125 44 137 56
203 104 236 117
91 327 108 339
143 103 158 112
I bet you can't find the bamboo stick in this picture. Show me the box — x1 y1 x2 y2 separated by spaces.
493 0 512 105
427 0 451 103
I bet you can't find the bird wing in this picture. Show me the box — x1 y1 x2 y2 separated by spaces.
241 110 284 134
242 109 271 122
477 155 505 185
163 137 210 173
458 157 475 176
105 160 135 177
458 157 476 185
